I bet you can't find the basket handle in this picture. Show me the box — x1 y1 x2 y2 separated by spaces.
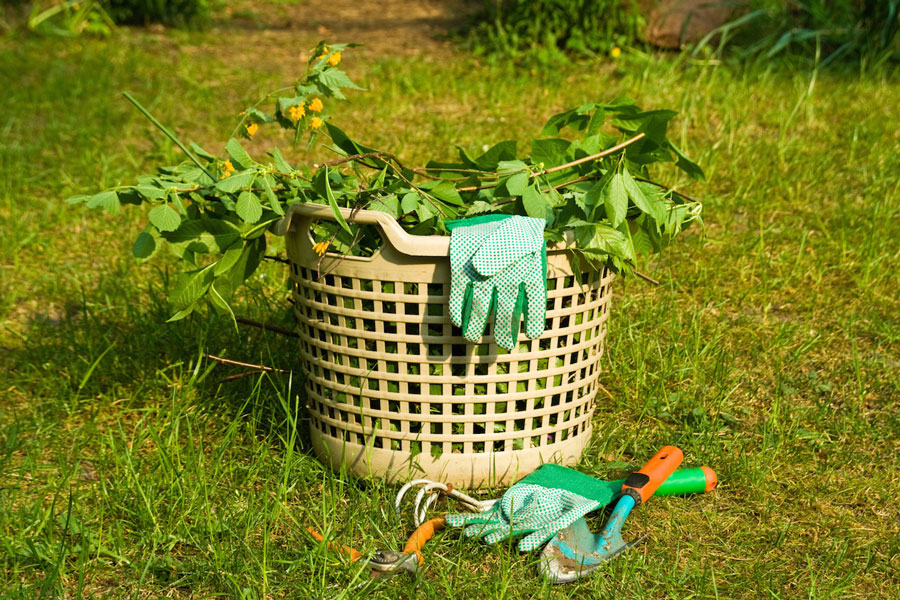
273 203 450 258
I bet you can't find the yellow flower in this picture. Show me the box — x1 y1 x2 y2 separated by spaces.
327 51 341 67
220 159 235 179
610 47 622 59
313 241 330 256
246 122 259 137
287 103 306 124
310 117 323 130
316 46 329 61
309 98 323 112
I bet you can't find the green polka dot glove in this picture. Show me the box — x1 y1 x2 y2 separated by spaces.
446 214 547 350
445 464 620 552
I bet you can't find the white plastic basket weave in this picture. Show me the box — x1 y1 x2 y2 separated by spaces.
279 203 613 488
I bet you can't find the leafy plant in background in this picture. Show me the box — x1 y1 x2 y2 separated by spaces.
27 0 116 36
70 42 704 321
466 0 646 61
103 0 213 27
694 0 900 67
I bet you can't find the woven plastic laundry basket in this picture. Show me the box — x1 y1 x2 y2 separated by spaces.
279 203 613 488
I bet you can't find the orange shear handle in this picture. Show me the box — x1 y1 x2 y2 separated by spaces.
621 445 684 506
306 527 364 562
402 517 446 564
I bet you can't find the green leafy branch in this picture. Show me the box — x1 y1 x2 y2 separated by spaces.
70 42 705 322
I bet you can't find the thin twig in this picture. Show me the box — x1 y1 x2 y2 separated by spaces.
220 370 271 383
456 134 647 193
633 270 660 285
206 354 291 373
264 255 290 265
235 317 299 338
541 133 646 175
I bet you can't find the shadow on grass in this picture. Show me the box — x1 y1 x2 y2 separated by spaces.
3 269 315 455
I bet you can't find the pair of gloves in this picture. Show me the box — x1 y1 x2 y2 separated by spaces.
447 215 548 351
446 464 620 552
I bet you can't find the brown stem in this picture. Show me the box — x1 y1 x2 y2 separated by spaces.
235 316 299 338
206 354 290 373
456 133 646 193
220 370 269 383
633 270 660 286
540 133 646 175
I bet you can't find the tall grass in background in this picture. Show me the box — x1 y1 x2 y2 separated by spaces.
693 0 899 69
466 0 646 61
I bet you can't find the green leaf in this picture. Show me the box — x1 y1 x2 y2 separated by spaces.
214 244 244 276
576 223 630 258
65 194 91 205
522 184 554 224
132 229 158 261
225 138 254 170
260 174 284 216
189 141 216 161
148 204 181 232
596 174 627 227
531 138 570 169
271 147 294 173
506 172 529 196
422 180 463 206
622 167 665 224
322 167 351 234
86 190 120 214
368 194 399 218
215 170 255 193
316 69 364 100
400 192 419 214
497 160 528 173
669 141 706 182
133 185 166 200
474 141 517 171
207 282 236 320
169 264 216 312
236 191 263 224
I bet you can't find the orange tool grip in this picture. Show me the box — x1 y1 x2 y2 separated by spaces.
402 518 446 564
306 527 364 562
621 446 684 506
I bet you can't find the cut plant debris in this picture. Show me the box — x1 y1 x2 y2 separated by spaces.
69 41 705 321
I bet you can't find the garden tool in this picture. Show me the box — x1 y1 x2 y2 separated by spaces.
307 517 447 579
446 460 715 553
446 214 547 350
539 445 688 584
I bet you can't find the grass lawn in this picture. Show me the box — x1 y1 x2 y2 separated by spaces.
1 5 899 598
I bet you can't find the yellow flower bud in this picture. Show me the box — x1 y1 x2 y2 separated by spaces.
310 117 323 130
313 241 330 256
327 51 341 67
309 98 323 112
610 47 622 59
246 122 259 137
288 103 306 124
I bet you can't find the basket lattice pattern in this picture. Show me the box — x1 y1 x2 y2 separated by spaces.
283 204 613 488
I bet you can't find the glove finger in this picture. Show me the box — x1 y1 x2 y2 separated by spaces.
446 512 495 528
449 278 469 330
482 526 533 545
491 281 520 351
523 276 546 339
463 522 506 540
464 283 494 343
